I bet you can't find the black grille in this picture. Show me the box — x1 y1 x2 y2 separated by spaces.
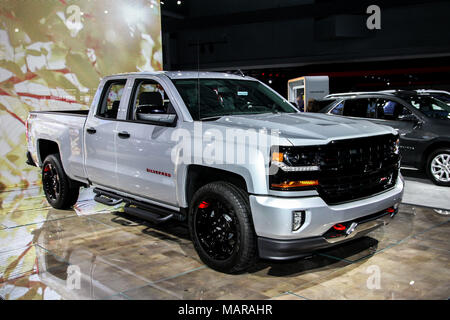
270 134 400 204
317 134 399 204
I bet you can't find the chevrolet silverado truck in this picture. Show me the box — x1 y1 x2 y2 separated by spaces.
26 71 404 273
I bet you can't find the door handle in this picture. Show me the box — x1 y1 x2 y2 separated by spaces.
86 127 96 134
118 131 130 139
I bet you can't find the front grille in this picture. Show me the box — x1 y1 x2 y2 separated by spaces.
317 134 399 204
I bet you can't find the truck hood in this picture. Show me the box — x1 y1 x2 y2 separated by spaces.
210 113 396 146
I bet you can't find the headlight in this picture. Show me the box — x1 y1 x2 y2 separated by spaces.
271 148 320 172
270 146 320 190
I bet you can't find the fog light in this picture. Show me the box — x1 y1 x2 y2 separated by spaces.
292 210 305 231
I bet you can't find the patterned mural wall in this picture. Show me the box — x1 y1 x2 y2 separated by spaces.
0 0 163 190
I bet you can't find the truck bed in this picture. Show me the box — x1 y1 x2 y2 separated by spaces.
27 110 89 182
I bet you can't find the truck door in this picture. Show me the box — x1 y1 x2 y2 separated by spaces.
84 79 127 188
114 78 179 206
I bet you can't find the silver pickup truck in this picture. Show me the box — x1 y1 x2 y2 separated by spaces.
26 71 404 273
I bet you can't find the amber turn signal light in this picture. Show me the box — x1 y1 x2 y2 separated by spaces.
271 180 319 189
271 152 284 162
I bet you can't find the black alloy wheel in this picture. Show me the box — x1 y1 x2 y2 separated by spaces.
189 181 257 273
42 154 80 209
195 197 238 260
43 162 60 202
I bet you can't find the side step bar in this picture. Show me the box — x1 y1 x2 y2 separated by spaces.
124 205 174 224
93 188 184 223
94 194 123 206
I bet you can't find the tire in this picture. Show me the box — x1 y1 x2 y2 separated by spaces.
188 181 257 273
426 148 450 187
42 154 80 209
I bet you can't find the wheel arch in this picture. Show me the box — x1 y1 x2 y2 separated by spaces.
183 165 250 208
421 140 450 169
37 139 60 166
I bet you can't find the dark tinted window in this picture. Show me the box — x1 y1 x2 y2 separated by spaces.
342 98 377 119
311 99 336 113
97 80 126 119
430 93 450 104
375 99 411 120
406 96 450 120
330 101 344 115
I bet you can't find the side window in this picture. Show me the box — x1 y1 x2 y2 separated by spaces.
330 101 344 115
375 99 411 120
128 79 176 123
97 80 126 119
342 98 376 118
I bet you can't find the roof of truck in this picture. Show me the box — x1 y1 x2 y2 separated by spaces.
104 71 255 81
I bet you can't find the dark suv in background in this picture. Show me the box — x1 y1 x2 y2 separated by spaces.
320 90 450 186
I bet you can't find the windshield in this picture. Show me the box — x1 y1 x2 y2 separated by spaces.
406 96 450 120
172 78 298 120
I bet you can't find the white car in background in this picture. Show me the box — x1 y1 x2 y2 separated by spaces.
416 90 450 106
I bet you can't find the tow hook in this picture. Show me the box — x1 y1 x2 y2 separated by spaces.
345 222 358 236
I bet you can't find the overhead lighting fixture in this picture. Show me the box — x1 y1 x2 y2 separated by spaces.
177 0 182 5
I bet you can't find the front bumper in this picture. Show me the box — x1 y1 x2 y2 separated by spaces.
249 175 404 259
258 208 396 260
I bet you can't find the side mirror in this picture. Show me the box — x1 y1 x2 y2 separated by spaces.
135 105 177 126
135 104 166 115
398 114 417 122
136 113 177 125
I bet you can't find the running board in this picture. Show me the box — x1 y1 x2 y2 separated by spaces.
93 187 185 222
123 205 174 224
94 194 123 206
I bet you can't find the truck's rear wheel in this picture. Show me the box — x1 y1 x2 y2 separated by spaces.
188 182 257 273
426 148 450 187
42 154 79 209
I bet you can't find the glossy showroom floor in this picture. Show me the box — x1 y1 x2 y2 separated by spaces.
0 171 449 300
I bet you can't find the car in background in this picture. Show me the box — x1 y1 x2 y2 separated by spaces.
320 90 450 186
381 89 450 106
416 90 450 106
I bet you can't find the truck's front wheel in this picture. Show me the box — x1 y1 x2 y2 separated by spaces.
42 154 79 209
189 182 257 273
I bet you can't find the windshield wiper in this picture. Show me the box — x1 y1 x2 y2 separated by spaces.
199 113 245 121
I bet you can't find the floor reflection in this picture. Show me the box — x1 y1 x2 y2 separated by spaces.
0 186 449 300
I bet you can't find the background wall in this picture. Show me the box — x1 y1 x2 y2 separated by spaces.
162 0 450 70
0 0 163 189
